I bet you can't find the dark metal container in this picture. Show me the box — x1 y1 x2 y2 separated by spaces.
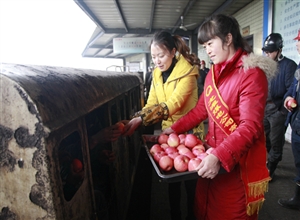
0 63 143 220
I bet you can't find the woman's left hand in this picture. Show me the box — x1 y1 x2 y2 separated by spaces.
196 154 220 179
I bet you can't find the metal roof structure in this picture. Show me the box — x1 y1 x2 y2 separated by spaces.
74 0 253 59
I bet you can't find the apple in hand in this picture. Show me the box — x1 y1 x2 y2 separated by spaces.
188 158 202 171
174 155 190 172
167 133 180 147
158 134 169 144
184 134 199 148
287 98 297 109
115 122 125 133
159 155 174 171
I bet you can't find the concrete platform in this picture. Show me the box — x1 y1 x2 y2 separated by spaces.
127 134 299 220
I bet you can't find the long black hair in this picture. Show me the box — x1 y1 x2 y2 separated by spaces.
198 14 252 53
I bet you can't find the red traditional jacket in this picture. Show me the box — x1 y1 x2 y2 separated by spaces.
172 49 277 215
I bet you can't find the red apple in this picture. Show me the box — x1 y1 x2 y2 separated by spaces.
167 133 180 147
153 151 167 163
150 144 163 155
197 152 208 160
174 155 189 172
158 134 169 144
184 151 196 159
184 134 199 148
178 146 191 155
115 122 125 133
177 144 187 150
165 146 178 154
193 144 206 151
72 158 83 173
287 98 297 108
178 134 186 144
159 155 174 171
160 143 170 150
192 147 205 156
168 151 180 159
188 158 202 171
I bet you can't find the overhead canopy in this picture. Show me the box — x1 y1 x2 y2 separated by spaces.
75 0 253 59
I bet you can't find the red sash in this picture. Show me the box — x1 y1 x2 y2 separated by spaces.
204 65 270 216
204 66 237 136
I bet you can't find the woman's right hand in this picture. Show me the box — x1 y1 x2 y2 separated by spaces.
122 117 142 136
162 127 174 135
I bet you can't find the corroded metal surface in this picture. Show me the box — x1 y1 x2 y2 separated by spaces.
1 63 141 131
0 63 142 219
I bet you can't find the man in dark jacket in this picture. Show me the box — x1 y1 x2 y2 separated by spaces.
278 29 300 211
262 33 297 179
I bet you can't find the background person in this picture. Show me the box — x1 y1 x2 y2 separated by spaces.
122 30 205 220
163 14 277 219
200 60 209 79
196 58 205 97
278 29 300 211
262 33 297 179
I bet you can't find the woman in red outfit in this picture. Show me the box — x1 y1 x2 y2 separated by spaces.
164 14 277 219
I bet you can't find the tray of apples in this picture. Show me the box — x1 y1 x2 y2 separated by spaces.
143 133 215 182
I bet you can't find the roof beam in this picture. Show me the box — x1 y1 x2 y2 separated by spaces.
113 0 129 32
104 28 193 35
149 0 156 33
74 0 106 31
81 31 105 57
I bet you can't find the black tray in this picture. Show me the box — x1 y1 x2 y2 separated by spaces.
143 135 199 183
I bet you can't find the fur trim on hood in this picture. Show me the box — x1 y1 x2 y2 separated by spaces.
242 53 277 80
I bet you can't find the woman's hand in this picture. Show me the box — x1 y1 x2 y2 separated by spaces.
122 117 142 136
89 123 125 149
99 150 115 165
162 127 174 134
196 154 220 179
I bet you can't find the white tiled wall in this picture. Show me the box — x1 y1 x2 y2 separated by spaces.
234 0 264 55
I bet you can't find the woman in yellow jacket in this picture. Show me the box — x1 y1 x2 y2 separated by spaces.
123 30 204 220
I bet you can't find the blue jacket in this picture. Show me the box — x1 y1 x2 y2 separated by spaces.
285 62 300 127
270 56 297 110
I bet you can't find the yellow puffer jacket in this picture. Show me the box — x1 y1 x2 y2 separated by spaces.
145 54 200 131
